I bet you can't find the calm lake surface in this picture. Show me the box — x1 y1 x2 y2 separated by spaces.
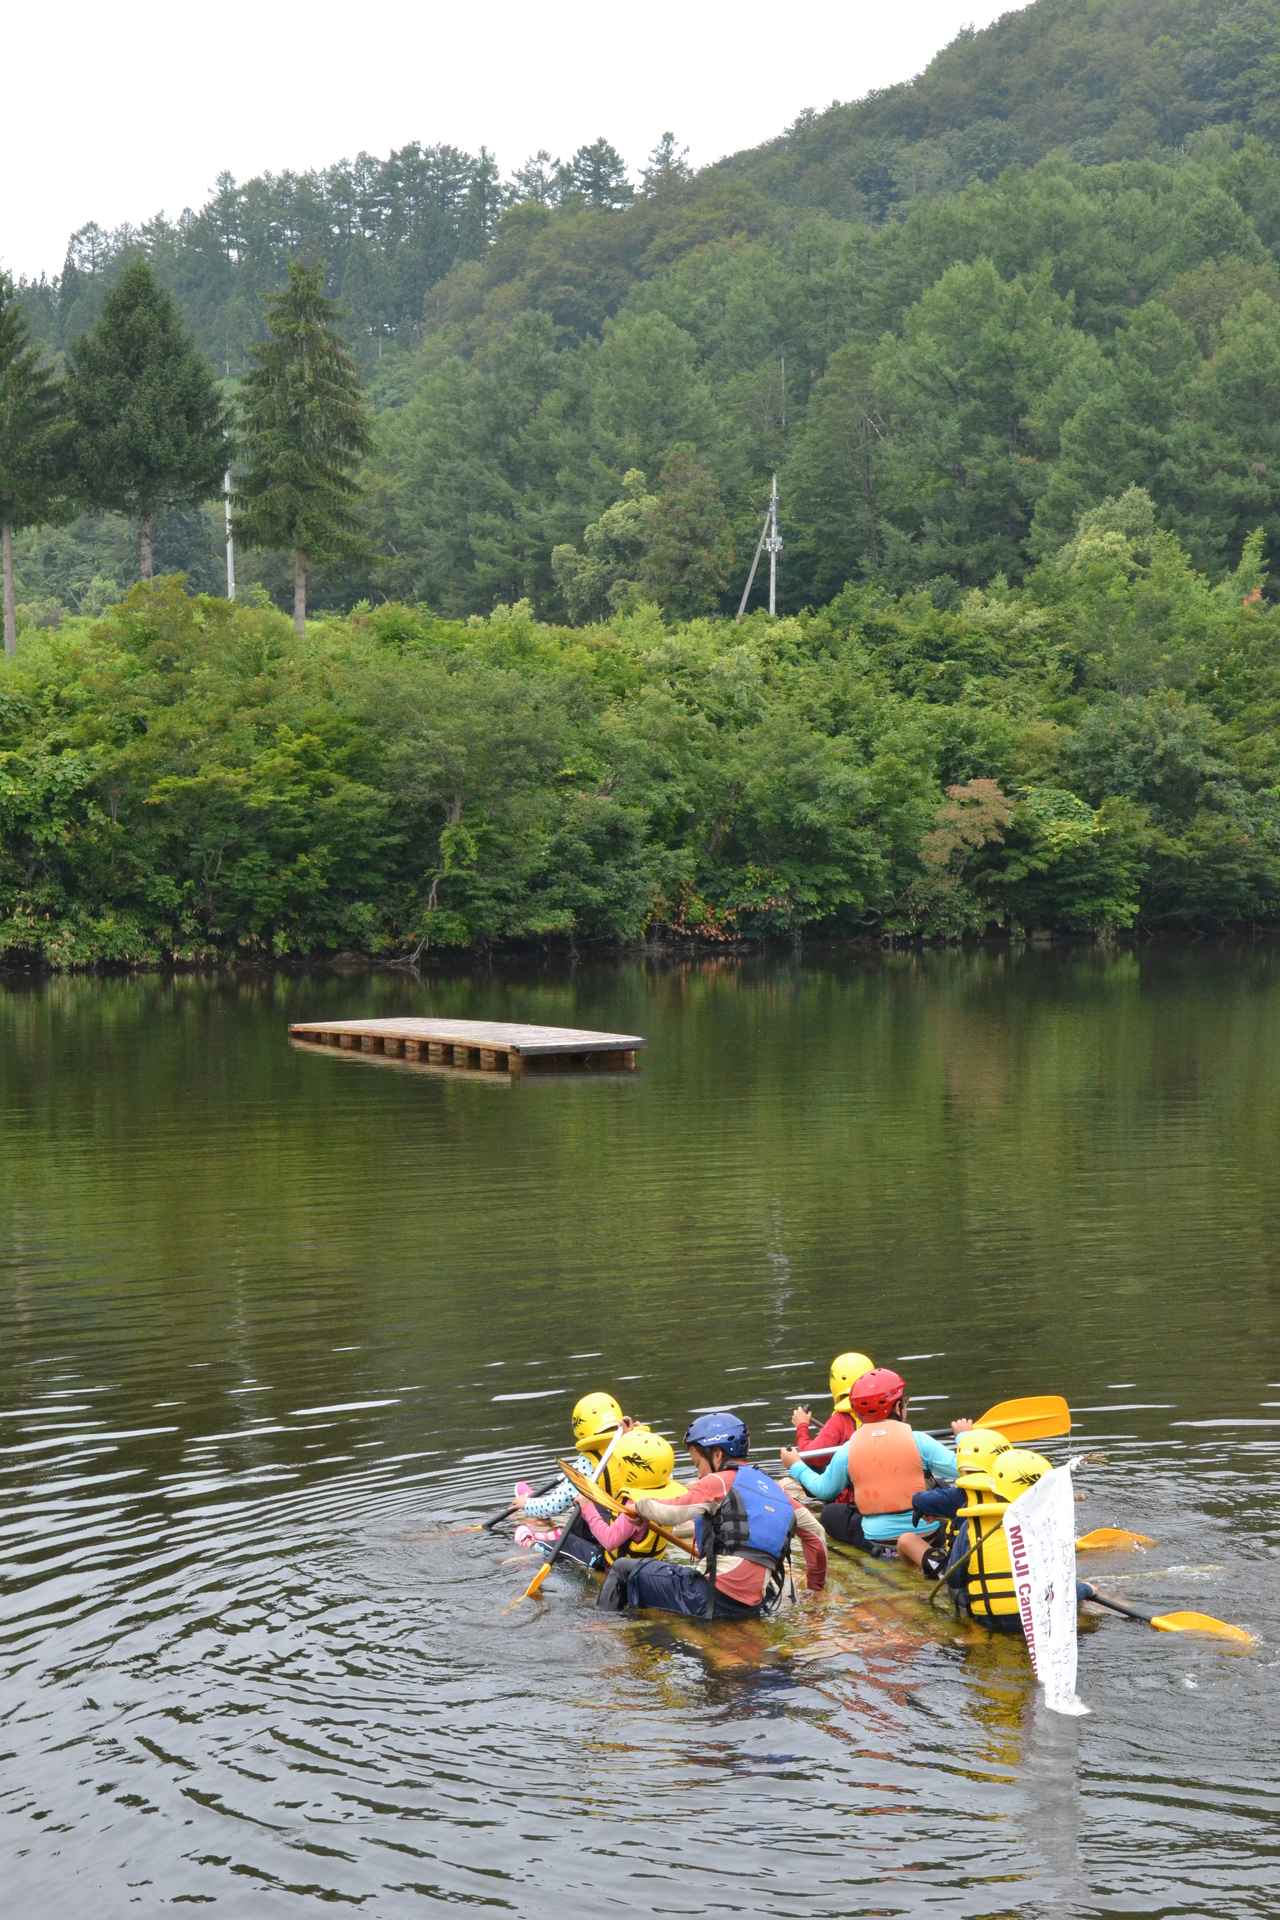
2 949 1278 1918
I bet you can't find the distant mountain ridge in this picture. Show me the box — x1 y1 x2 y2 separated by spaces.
16 0 1280 370
719 0 1280 217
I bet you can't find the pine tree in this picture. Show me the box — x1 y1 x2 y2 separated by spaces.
0 278 72 655
67 259 227 581
640 133 692 199
510 150 562 206
567 139 634 209
638 444 734 617
233 262 372 635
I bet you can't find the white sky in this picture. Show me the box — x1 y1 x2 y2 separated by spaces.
4 1 1028 280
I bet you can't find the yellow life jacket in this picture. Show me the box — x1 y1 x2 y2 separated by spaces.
608 1519 665 1565
600 1475 685 1566
953 1496 1019 1622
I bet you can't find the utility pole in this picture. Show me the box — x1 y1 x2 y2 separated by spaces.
736 473 782 621
766 472 781 616
224 468 236 601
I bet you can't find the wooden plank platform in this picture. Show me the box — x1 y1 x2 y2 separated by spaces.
287 1017 645 1076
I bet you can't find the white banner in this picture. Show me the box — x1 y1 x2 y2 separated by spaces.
1003 1462 1089 1717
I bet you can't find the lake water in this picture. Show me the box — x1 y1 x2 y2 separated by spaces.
2 949 1278 1918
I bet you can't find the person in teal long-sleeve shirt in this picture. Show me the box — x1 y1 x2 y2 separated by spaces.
783 1429 959 1542
780 1366 968 1558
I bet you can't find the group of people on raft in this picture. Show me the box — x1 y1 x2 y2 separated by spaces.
509 1352 1054 1629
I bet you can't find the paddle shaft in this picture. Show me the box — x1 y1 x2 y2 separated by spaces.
1079 1585 1149 1623
789 1429 960 1461
482 1474 560 1532
521 1428 623 1599
924 1513 1002 1603
789 1395 1070 1462
617 1510 695 1559
556 1458 696 1560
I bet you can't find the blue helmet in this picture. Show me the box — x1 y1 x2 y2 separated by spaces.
684 1412 750 1460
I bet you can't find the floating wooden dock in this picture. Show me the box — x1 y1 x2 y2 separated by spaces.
287 1017 645 1076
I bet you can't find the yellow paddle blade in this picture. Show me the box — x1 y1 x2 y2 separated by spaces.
1150 1610 1256 1646
1077 1528 1155 1551
978 1395 1071 1443
521 1559 551 1601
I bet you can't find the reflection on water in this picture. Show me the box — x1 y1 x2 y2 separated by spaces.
1 949 1278 1916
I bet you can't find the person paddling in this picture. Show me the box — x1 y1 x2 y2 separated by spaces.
897 1445 1116 1629
597 1412 827 1619
780 1367 969 1555
908 1446 1093 1628
786 1349 875 1474
895 1425 1009 1579
512 1390 635 1568
572 1428 688 1567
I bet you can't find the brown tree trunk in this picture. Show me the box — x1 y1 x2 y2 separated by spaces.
293 549 307 637
2 522 15 658
139 512 155 580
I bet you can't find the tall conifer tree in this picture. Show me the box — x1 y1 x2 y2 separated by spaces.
0 277 72 655
233 263 372 635
67 259 227 581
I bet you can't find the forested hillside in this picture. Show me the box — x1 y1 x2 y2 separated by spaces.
11 0 1280 619
5 0 1280 964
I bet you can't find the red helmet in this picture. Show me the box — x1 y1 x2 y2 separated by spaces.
850 1367 906 1422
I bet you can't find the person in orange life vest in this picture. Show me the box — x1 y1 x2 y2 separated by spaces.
894 1426 1008 1576
783 1350 875 1494
780 1367 972 1558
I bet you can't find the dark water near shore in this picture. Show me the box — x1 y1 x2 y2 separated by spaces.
2 950 1279 1918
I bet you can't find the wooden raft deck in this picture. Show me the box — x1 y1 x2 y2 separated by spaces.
287 1017 645 1076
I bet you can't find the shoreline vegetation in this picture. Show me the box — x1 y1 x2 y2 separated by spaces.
4 522 1280 973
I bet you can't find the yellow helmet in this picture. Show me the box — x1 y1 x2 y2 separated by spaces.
955 1426 1010 1491
829 1351 875 1414
990 1448 1053 1505
609 1428 675 1493
571 1390 623 1456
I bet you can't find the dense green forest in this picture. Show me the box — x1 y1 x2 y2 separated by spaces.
5 508 1279 965
4 0 1280 963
